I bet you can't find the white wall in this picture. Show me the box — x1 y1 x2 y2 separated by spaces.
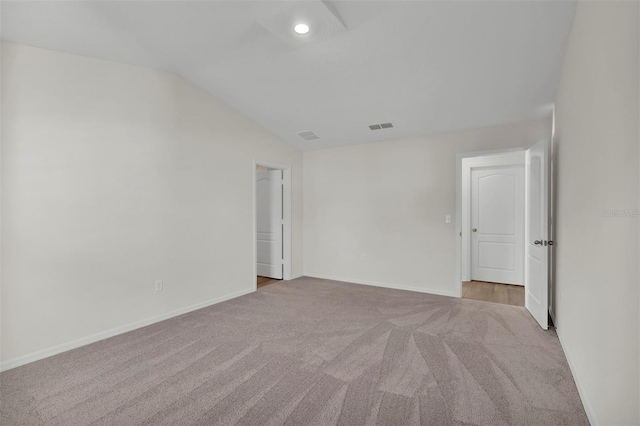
553 1 639 424
0 32 4 366
0 42 303 365
303 118 550 296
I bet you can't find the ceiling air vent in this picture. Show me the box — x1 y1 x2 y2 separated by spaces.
369 122 394 130
297 131 320 141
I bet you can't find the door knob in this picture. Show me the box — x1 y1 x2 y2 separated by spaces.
534 240 542 245
472 228 477 232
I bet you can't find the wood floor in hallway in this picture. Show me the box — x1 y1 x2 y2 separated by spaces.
462 280 525 306
257 276 280 289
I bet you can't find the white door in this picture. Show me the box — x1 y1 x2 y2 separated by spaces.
256 169 283 279
525 139 549 329
470 166 525 285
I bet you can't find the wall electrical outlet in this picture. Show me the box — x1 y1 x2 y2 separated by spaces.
155 280 163 292
445 214 452 223
360 253 366 261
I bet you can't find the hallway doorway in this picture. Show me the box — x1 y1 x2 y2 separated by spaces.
253 161 292 290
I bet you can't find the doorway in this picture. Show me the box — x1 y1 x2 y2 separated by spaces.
253 161 292 290
461 152 526 306
455 140 551 329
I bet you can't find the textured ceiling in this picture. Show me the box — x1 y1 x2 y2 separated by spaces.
1 1 576 151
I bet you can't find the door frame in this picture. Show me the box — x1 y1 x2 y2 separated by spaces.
454 148 526 297
253 161 292 290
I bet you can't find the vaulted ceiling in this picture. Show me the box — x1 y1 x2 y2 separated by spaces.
1 1 576 150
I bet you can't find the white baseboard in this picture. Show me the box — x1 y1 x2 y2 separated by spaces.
289 273 304 280
555 327 597 426
303 273 459 298
0 287 255 372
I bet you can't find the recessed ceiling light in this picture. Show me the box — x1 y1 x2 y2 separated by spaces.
294 23 310 35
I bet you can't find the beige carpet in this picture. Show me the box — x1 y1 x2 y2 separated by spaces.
0 277 588 425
